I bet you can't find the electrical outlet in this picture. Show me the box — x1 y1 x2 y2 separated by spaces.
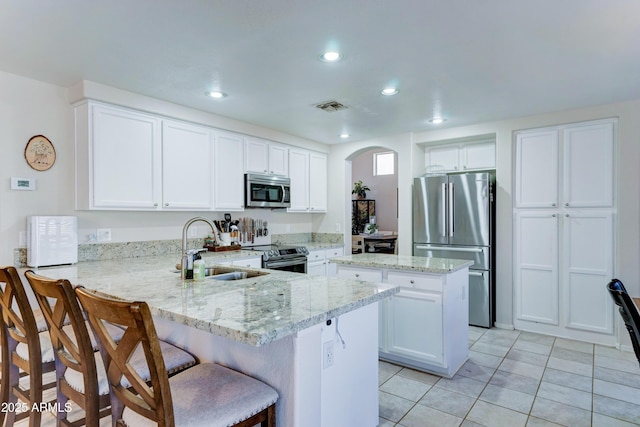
19 231 26 247
323 341 334 369
96 228 112 242
335 222 341 232
189 226 198 237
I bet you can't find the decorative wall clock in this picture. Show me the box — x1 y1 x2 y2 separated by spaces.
24 135 56 171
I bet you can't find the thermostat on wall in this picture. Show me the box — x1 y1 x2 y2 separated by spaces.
11 177 35 190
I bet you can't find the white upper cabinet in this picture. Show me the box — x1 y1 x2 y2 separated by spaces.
245 137 289 176
213 131 245 211
76 102 162 210
309 151 328 212
162 120 213 210
425 140 495 173
516 120 614 209
563 121 614 207
288 148 310 212
515 130 559 208
461 141 496 171
288 148 327 213
427 145 460 172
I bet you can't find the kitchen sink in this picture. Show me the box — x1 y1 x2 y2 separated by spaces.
174 265 269 280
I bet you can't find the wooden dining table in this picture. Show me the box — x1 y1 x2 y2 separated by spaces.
360 234 398 253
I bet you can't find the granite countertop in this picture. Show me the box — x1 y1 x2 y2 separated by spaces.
330 253 474 274
27 253 397 347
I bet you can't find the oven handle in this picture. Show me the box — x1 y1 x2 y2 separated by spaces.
281 185 286 203
264 258 307 269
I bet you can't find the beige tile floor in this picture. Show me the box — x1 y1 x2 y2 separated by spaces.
379 326 640 427
11 326 640 426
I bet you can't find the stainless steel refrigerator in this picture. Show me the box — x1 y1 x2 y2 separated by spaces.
413 172 495 327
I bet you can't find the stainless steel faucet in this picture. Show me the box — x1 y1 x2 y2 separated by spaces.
181 217 220 279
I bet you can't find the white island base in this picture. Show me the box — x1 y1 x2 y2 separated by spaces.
334 254 472 378
154 302 379 427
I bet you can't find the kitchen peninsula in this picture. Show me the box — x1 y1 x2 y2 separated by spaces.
331 253 473 377
26 252 398 427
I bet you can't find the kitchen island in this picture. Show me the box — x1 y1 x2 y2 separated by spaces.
26 253 398 427
331 253 473 377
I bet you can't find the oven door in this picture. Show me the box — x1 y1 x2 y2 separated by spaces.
263 257 307 274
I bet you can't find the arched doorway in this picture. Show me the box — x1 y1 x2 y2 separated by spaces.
346 147 398 253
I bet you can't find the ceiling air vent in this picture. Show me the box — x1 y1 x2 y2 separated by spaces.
315 100 348 112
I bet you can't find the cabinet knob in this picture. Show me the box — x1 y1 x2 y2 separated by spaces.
565 203 569 207
154 203 158 207
552 214 556 217
270 171 273 174
165 203 169 207
355 274 360 278
410 280 415 284
463 165 467 169
565 214 569 217
551 203 556 207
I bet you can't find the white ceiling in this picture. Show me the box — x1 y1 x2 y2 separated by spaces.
2 0 639 144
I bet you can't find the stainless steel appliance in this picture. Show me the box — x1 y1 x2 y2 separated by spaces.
245 244 308 273
245 174 291 208
413 172 496 327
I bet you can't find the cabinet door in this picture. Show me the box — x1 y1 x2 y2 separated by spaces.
213 131 245 211
91 104 161 209
325 247 345 277
461 141 495 171
309 152 328 212
244 137 269 174
268 144 289 176
386 289 443 365
162 120 213 210
232 257 262 268
307 262 327 276
427 145 460 172
515 130 559 208
288 148 310 212
514 211 559 325
564 211 614 333
563 121 614 208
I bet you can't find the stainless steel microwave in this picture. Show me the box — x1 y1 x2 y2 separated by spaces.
245 174 291 208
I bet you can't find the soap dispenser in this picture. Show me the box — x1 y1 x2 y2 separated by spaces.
193 252 206 280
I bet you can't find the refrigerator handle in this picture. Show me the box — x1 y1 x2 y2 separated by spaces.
448 182 454 237
441 183 447 237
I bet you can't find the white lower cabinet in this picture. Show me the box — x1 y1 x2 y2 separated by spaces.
215 256 262 268
386 289 443 365
514 209 615 343
337 265 468 377
307 247 345 277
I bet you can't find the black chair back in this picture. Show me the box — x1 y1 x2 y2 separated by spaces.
607 278 640 367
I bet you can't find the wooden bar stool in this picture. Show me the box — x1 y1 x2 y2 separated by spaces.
24 270 199 427
0 309 9 427
75 286 278 427
0 266 57 427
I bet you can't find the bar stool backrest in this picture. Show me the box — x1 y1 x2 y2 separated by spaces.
75 286 174 425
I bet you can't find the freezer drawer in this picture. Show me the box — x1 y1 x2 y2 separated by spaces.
469 270 492 328
413 244 490 271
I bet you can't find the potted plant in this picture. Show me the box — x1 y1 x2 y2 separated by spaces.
352 180 371 199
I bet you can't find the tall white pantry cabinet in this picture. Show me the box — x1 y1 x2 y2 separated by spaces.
514 119 616 345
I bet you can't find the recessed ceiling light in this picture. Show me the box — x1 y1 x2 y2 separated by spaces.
428 117 446 124
320 51 342 62
381 87 398 96
340 133 350 138
206 91 227 99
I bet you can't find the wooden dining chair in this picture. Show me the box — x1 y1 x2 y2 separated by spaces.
0 266 57 427
0 308 9 427
607 278 640 368
75 286 278 427
24 270 200 427
24 270 111 427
